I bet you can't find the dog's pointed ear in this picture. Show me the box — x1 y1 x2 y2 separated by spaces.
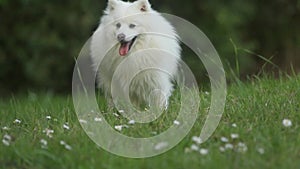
107 0 118 12
137 0 151 12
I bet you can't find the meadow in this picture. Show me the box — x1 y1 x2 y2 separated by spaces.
0 75 299 169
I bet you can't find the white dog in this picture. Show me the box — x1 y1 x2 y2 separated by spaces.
90 0 181 110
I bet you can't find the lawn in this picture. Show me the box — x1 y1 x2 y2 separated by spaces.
0 75 299 169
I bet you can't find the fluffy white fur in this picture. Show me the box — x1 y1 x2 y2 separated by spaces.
90 0 181 109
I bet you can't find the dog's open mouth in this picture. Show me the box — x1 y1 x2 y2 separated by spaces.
119 36 137 56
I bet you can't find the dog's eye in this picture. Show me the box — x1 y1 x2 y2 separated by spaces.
129 24 136 28
116 23 121 28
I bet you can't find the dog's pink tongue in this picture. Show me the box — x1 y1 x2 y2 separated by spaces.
119 43 130 56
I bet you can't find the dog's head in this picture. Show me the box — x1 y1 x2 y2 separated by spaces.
104 0 153 56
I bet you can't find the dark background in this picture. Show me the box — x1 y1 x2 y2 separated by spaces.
0 0 299 96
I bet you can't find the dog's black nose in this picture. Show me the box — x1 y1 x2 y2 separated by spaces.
117 33 125 42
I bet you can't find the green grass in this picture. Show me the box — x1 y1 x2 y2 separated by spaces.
1 75 300 169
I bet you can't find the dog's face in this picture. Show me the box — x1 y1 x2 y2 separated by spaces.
105 0 152 56
114 20 140 56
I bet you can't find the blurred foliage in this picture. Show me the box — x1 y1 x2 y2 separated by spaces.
0 0 103 94
0 0 299 95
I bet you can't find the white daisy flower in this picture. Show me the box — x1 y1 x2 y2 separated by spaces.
220 137 229 143
65 144 72 150
199 148 209 155
94 117 102 122
40 139 47 145
219 146 225 152
46 116 51 120
63 123 70 130
230 133 239 139
173 120 180 125
3 134 11 141
40 139 48 149
2 126 10 131
43 128 54 138
114 125 123 131
128 120 135 125
118 110 125 114
13 119 21 124
192 136 202 144
190 144 199 151
257 147 265 154
113 113 120 117
236 142 248 153
60 140 66 145
59 140 72 150
232 123 237 128
79 119 87 124
2 134 12 146
154 142 169 150
2 139 10 146
225 143 234 149
282 119 292 127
